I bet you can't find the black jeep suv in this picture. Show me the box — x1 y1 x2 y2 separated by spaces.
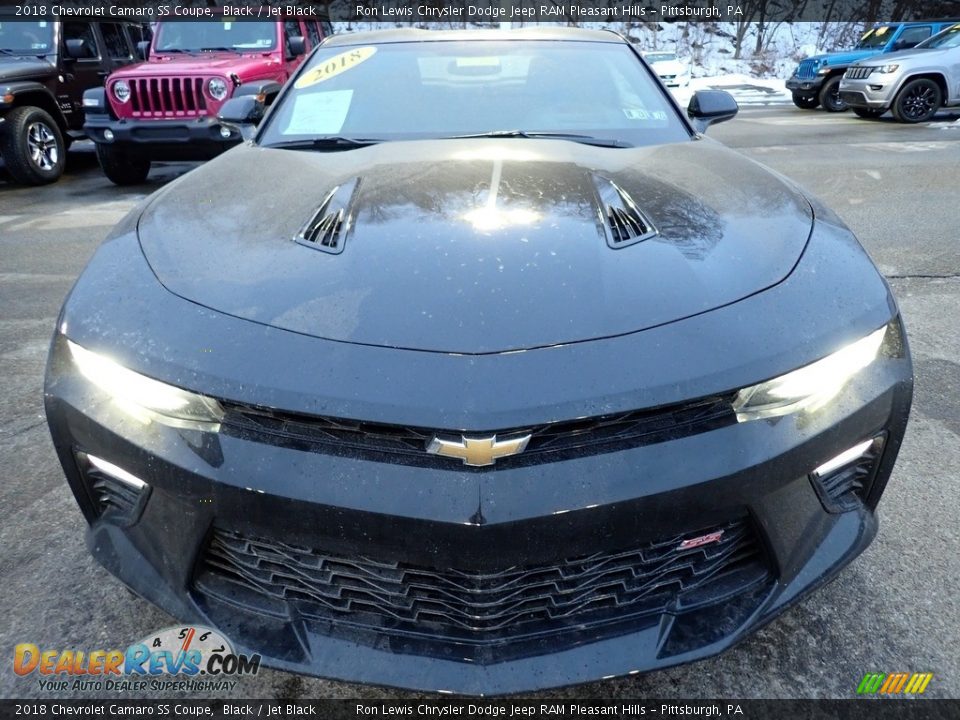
0 20 149 184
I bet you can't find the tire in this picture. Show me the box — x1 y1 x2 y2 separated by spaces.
95 143 151 185
852 107 886 119
792 93 820 109
0 106 66 185
818 76 848 112
892 78 942 123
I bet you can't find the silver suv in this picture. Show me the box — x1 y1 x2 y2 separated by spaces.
839 23 960 122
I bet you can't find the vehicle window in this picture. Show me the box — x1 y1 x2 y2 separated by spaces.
305 21 322 48
646 52 677 63
285 21 303 40
897 26 931 48
320 21 333 39
100 23 130 59
154 21 276 52
126 23 153 47
916 24 960 49
0 20 55 54
260 41 689 148
63 21 99 58
857 26 896 49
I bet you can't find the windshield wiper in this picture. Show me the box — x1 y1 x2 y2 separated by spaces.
0 48 19 56
447 130 632 148
264 136 383 151
199 47 235 53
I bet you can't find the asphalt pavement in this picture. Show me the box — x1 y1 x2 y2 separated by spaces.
1 104 958 700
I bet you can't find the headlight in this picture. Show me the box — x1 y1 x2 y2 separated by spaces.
876 64 899 73
112 80 131 103
733 325 888 422
68 339 223 430
207 77 229 101
817 66 832 75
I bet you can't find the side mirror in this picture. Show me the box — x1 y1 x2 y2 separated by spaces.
286 36 306 60
136 41 150 61
687 90 738 133
217 96 264 140
64 38 89 59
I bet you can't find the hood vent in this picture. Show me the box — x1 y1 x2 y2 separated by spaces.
593 176 658 249
295 178 360 254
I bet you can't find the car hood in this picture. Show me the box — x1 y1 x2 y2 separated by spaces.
138 139 813 354
651 60 686 74
851 47 940 65
0 56 55 82
806 49 878 66
113 53 280 77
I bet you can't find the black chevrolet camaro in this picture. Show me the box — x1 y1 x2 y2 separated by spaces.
45 28 913 694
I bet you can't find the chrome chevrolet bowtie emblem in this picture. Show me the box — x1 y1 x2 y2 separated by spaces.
426 434 531 467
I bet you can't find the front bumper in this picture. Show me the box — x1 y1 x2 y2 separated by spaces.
786 75 826 94
838 76 898 109
44 222 913 694
83 112 240 160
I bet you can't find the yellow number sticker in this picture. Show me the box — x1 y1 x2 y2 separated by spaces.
294 47 377 89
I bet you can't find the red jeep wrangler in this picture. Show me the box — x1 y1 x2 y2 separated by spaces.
83 18 331 184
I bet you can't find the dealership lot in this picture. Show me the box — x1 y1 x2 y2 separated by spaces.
1 105 958 699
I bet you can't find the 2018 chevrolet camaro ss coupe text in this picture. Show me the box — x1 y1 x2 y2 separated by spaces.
45 29 913 694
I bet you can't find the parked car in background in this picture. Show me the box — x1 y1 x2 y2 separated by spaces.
643 50 690 87
83 18 332 185
840 23 960 122
786 20 958 112
0 20 149 184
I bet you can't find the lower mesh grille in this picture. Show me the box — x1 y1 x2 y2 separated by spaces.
194 519 770 653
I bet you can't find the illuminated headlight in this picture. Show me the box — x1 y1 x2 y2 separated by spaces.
68 339 223 430
817 66 832 75
207 77 229 101
733 325 888 422
875 64 900 74
112 80 131 103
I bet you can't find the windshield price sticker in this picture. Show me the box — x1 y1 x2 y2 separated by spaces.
295 47 377 89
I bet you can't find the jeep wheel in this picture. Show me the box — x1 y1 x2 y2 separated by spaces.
0 106 66 185
792 93 820 109
852 107 885 119
892 78 942 123
818 76 848 112
95 144 151 185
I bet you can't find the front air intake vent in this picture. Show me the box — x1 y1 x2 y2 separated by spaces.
592 176 658 249
295 178 360 254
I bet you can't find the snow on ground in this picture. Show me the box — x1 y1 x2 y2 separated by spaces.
670 75 792 106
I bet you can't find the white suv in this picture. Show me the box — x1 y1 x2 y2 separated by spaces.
839 23 960 122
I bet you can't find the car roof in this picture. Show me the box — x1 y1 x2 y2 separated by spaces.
321 27 625 48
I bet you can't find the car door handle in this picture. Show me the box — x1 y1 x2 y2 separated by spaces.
97 70 109 78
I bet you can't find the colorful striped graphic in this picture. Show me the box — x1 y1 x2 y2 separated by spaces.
857 672 933 695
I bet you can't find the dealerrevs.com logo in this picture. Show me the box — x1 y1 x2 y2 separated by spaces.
14 625 260 692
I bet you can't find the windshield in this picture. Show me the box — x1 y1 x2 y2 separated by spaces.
260 40 688 148
0 20 55 54
154 21 277 52
916 24 960 49
857 26 895 49
645 52 677 63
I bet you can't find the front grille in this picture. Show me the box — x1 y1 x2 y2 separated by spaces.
195 519 770 656
128 77 209 117
221 395 736 469
845 66 875 80
840 91 869 106
796 60 818 79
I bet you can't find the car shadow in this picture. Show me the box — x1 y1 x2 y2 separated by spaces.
0 140 201 193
